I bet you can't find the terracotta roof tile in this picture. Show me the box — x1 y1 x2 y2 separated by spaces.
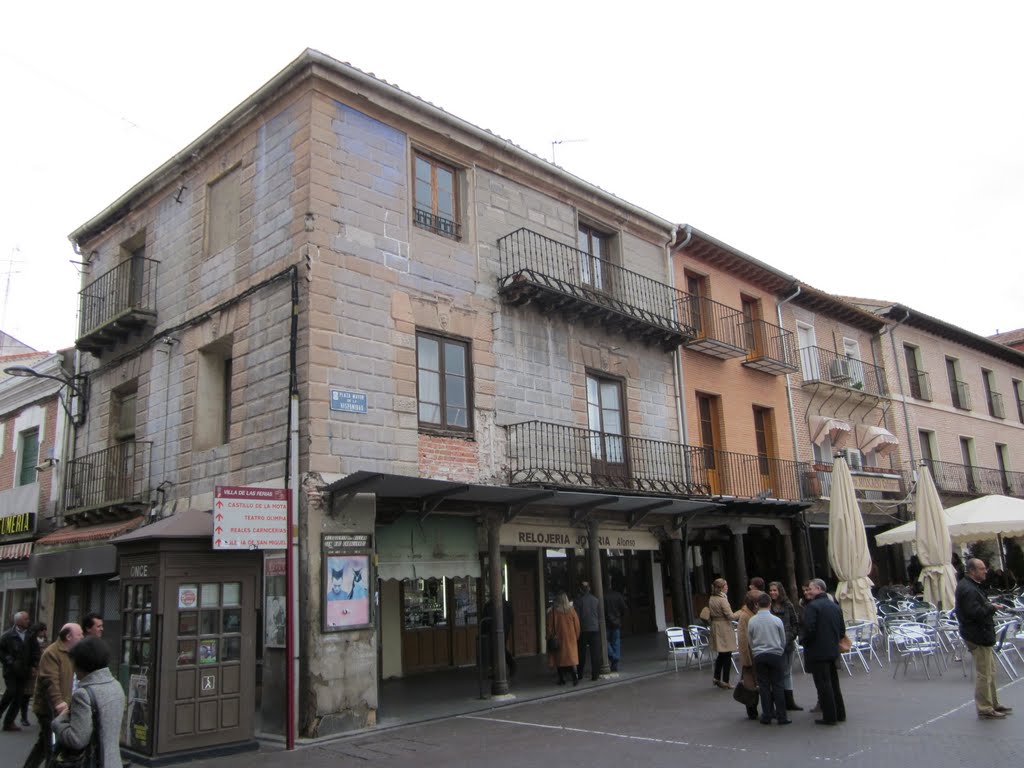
36 516 145 546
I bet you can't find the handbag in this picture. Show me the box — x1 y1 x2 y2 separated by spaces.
838 635 852 653
732 678 759 707
699 606 710 623
546 635 560 653
51 687 102 768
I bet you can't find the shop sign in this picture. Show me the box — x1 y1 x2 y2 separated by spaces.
500 522 661 551
851 473 902 493
0 511 35 539
213 486 289 550
178 585 198 609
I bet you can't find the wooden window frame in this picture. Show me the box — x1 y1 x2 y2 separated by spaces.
416 330 473 435
17 428 40 487
577 222 614 292
413 152 461 240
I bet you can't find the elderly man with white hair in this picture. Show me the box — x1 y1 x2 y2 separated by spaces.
1 611 37 732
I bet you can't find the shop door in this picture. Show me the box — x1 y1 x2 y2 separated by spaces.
624 553 655 634
509 559 537 656
159 574 256 755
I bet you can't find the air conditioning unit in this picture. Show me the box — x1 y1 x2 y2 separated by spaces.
828 358 852 382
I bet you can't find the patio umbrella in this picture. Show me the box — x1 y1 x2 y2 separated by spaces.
827 456 878 625
913 465 957 610
874 495 1024 546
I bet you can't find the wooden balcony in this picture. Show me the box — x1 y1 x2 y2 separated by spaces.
682 295 746 359
799 346 888 400
497 229 697 349
76 256 158 355
740 319 799 375
64 441 153 519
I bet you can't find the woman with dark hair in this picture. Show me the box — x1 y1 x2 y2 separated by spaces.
52 637 125 768
736 589 763 720
707 578 741 689
769 582 803 711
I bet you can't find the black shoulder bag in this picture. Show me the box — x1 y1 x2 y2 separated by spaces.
51 686 103 768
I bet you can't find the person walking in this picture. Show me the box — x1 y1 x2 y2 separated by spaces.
801 578 846 726
80 613 104 639
546 593 581 686
22 623 83 768
0 611 36 732
769 581 803 711
736 589 762 720
748 592 791 725
18 623 48 727
955 558 1013 719
707 578 741 689
604 580 628 672
52 637 125 768
575 582 601 681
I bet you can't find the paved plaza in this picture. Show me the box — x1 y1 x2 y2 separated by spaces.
4 644 1021 768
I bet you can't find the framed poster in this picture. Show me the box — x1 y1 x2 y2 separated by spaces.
264 554 286 648
322 534 373 631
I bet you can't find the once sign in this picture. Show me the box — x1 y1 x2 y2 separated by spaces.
213 486 289 550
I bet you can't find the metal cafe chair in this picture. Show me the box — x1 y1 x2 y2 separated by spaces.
994 621 1024 680
665 627 701 672
890 623 943 679
937 619 969 677
688 625 713 669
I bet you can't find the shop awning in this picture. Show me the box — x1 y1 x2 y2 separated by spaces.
809 415 851 448
36 515 145 546
29 545 118 579
376 516 480 581
856 425 899 456
0 541 32 560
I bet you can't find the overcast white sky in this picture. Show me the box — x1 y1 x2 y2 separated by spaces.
2 2 1021 353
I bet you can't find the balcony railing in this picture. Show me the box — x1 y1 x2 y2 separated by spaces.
690 448 810 501
505 421 708 495
949 379 971 410
987 390 1005 419
907 367 932 401
64 441 152 516
740 319 798 375
804 463 907 500
924 459 1024 498
414 207 460 239
496 228 696 349
798 346 888 398
682 295 746 359
77 256 158 355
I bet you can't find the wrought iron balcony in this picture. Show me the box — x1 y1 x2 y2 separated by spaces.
77 256 158 355
64 441 152 518
690 448 811 501
804 463 907 500
414 207 460 239
682 294 746 359
987 390 1005 419
496 228 696 349
924 459 1024 498
949 379 971 410
506 421 709 495
907 367 932 401
740 319 798 375
798 346 888 398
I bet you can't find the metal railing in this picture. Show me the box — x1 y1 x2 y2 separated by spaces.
740 319 798 373
496 228 696 343
987 390 1005 419
505 421 708 495
77 256 159 340
924 458 1024 498
690 448 810 501
806 463 908 499
798 346 888 397
414 207 460 239
64 441 152 514
683 294 745 354
949 379 971 410
907 367 932 401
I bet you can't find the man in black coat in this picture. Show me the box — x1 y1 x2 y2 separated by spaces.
955 558 1013 719
800 579 846 726
0 611 36 731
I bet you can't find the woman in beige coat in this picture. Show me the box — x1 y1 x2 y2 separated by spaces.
546 592 581 686
736 589 763 720
708 578 741 689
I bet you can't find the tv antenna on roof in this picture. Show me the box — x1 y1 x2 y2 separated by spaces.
551 138 587 165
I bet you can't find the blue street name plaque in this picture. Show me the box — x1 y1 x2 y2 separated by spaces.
330 389 368 414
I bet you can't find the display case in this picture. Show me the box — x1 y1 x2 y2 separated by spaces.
400 576 479 671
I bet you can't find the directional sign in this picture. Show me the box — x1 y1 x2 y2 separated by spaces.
213 486 289 550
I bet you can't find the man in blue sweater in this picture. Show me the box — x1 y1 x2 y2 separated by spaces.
747 592 791 725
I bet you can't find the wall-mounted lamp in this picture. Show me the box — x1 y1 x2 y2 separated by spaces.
3 365 88 426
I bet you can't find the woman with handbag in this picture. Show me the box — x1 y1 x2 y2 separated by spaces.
768 582 803 712
735 589 763 720
52 637 125 768
707 578 741 689
546 592 581 686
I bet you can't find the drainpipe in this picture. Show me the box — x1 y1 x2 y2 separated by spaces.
880 309 915 472
775 284 810 571
667 225 692 449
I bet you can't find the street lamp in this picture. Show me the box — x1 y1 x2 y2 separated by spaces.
3 365 88 426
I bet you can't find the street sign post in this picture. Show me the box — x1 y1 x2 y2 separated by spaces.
213 486 289 550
